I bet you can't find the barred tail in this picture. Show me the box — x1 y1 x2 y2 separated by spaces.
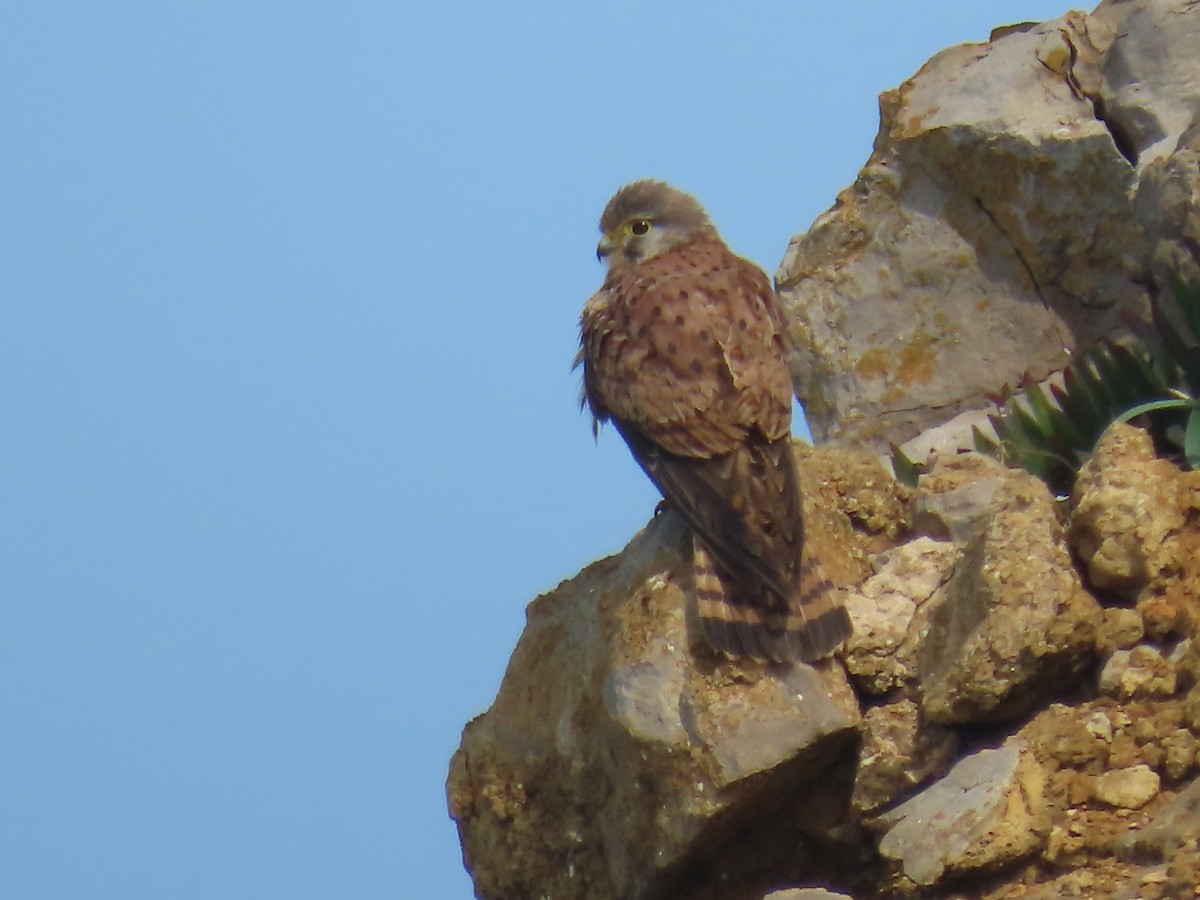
694 536 851 663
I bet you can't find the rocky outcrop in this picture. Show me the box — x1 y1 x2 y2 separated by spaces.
1072 421 1200 611
873 741 1050 887
778 0 1200 453
915 469 1101 724
447 446 905 900
450 1 1200 897
450 419 1200 898
451 422 1200 898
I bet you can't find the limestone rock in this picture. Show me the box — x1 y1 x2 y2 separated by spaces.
1070 423 1188 600
911 454 1009 543
778 1 1200 452
777 11 1139 450
1095 764 1162 809
1135 117 1200 295
895 409 1001 479
452 4 1200 897
918 471 1101 723
1095 607 1146 655
851 698 958 814
1116 774 1200 861
1092 0 1200 169
1099 645 1179 700
1186 682 1200 732
796 442 912 563
841 537 959 694
874 741 1048 887
447 512 860 900
1021 702 1116 773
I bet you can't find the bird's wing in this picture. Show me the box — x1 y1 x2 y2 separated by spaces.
613 419 799 595
619 420 848 662
580 237 850 661
582 237 793 459
581 237 799 588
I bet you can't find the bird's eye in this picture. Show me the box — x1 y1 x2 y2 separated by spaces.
630 219 651 236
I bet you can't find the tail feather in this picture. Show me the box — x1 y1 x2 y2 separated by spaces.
694 538 758 658
694 535 850 663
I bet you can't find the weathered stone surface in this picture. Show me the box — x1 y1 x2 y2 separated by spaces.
777 11 1141 451
911 454 1008 542
1116 774 1200 861
1185 682 1200 732
895 409 1000 480
447 510 860 900
992 858 1200 900
1022 702 1116 774
851 698 958 814
761 890 853 900
1095 764 1162 809
1011 694 1200 897
1099 645 1179 700
1092 0 1200 169
796 442 912 563
1135 116 1200 295
874 741 1048 887
1071 424 1189 600
1095 607 1146 655
841 537 959 694
918 471 1101 723
778 1 1200 453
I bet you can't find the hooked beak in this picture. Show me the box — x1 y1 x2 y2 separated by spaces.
596 233 615 262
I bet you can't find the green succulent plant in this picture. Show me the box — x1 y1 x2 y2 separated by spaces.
891 279 1200 494
976 279 1200 495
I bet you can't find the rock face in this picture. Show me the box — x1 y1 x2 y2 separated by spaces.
450 3 1200 897
447 470 868 900
1072 423 1200 610
851 699 958 815
447 445 906 899
451 424 1200 898
874 742 1049 886
778 1 1200 452
916 470 1100 724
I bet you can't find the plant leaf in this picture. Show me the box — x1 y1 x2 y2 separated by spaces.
1186 408 1200 469
890 443 922 488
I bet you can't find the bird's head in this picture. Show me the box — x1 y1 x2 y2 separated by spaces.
596 180 716 270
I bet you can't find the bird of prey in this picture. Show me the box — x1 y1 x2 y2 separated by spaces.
577 179 851 663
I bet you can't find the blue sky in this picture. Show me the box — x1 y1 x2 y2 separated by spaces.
3 3 1073 897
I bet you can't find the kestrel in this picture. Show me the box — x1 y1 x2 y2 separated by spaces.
578 180 851 663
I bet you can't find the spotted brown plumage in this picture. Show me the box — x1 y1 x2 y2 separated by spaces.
578 180 851 663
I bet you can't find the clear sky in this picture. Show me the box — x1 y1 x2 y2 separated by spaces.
3 3 1075 898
